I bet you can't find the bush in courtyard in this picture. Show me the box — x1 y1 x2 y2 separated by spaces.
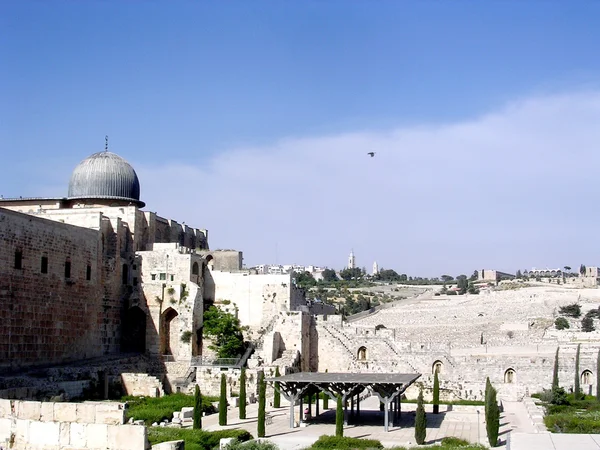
148 428 251 450
309 435 383 449
193 384 202 429
433 371 440 414
257 370 266 438
582 316 595 332
219 373 228 426
559 304 581 318
550 386 569 405
485 384 499 447
239 367 247 420
225 439 279 450
414 389 427 445
335 395 344 437
555 317 570 330
273 366 281 408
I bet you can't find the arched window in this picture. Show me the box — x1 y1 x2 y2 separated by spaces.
357 346 367 361
205 255 214 269
192 262 199 276
504 368 516 384
433 361 443 375
582 370 593 385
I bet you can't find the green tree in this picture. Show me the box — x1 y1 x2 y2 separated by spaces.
193 384 202 429
486 384 500 447
239 368 247 420
321 268 338 282
582 315 595 332
294 271 316 289
575 344 581 399
555 317 570 330
335 395 344 437
433 371 440 414
515 269 522 279
219 374 228 426
456 276 468 294
552 347 560 390
203 306 246 358
257 371 266 438
339 267 363 281
467 281 479 295
273 367 281 408
580 264 587 276
414 389 427 445
440 275 454 283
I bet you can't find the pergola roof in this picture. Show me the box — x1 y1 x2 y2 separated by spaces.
266 372 420 385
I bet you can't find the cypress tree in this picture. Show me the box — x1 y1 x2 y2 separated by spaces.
485 376 492 422
414 389 427 445
433 371 440 414
596 348 600 402
257 370 266 438
239 367 247 420
273 366 281 408
323 369 329 409
486 386 499 447
193 384 202 429
552 347 560 390
335 395 344 437
219 373 227 426
575 344 581 399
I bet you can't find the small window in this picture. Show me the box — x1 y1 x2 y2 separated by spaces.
64 260 71 279
192 262 199 275
159 273 166 280
14 250 23 269
86 265 91 281
151 274 156 281
170 274 174 281
41 256 48 274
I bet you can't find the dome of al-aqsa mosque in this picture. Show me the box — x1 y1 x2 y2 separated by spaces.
67 151 145 207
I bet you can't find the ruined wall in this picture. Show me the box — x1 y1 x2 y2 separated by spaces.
200 250 242 271
0 399 146 450
0 209 108 371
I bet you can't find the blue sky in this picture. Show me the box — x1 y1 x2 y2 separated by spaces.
2 1 600 276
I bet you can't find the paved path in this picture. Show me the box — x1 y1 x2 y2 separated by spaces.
200 396 512 449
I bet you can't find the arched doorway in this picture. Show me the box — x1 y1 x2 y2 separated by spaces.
357 346 367 361
504 368 516 383
581 370 593 385
160 307 179 357
432 360 443 375
121 306 147 353
205 255 214 270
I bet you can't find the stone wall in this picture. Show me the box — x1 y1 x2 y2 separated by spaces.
0 209 108 371
0 399 147 450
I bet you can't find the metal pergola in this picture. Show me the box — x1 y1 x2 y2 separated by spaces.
266 372 421 432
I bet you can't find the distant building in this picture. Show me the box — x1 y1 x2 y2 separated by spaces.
348 250 356 269
372 261 379 276
477 269 515 282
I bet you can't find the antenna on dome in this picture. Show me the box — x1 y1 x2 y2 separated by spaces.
105 135 109 152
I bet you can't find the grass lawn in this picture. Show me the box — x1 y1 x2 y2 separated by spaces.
542 393 600 433
122 393 219 425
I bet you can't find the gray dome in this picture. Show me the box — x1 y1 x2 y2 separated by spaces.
68 151 144 207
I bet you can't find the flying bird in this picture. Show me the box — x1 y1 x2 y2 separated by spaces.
367 152 375 157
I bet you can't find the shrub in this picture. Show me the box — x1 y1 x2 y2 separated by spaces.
148 428 251 450
559 304 581 318
225 439 279 450
414 389 427 445
239 367 247 420
193 385 202 429
336 395 344 437
582 316 595 332
550 386 569 405
555 317 570 330
309 435 383 449
219 374 227 426
181 330 193 343
257 371 266 438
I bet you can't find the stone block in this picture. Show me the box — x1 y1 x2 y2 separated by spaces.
107 424 147 450
0 418 12 442
86 422 108 448
0 399 12 418
16 400 41 420
54 402 77 422
220 437 235 449
15 418 30 443
76 403 96 423
70 422 87 448
152 440 185 450
95 403 125 425
29 421 60 446
180 407 194 419
41 401 55 421
59 422 71 447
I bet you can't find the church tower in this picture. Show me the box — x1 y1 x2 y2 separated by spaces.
372 261 379 276
348 250 356 269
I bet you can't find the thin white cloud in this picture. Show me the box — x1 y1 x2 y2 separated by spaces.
135 90 600 276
